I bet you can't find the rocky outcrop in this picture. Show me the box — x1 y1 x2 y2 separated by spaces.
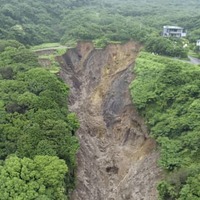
58 41 161 200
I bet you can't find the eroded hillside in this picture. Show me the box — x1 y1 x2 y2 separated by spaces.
57 41 161 200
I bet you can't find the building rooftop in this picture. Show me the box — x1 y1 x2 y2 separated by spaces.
163 26 183 29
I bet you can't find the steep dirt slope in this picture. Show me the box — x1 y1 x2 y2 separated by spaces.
58 41 161 200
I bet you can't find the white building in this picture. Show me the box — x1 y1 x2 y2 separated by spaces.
197 40 200 46
163 26 186 37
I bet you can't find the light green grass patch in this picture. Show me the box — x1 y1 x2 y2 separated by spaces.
31 43 62 51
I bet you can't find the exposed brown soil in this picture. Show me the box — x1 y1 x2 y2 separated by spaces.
58 41 161 200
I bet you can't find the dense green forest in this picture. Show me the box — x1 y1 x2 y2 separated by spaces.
0 40 79 199
0 0 200 47
130 52 200 199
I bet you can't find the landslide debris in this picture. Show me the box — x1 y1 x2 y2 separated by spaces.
57 41 161 200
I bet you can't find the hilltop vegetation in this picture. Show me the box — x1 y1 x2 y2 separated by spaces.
0 0 200 47
0 40 79 199
130 52 200 199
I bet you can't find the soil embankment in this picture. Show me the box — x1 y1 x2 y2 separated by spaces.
57 41 161 200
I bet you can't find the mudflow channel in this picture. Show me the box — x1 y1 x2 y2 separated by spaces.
58 41 161 200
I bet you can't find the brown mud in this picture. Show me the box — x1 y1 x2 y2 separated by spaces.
57 41 161 200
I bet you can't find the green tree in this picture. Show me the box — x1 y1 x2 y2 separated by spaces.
0 155 68 200
130 52 200 199
179 174 200 200
0 43 79 194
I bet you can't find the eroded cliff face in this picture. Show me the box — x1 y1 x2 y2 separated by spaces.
58 41 161 200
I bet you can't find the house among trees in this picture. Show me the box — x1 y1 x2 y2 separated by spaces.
163 26 186 37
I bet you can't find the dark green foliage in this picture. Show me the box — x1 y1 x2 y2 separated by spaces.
0 0 200 47
60 9 149 45
130 52 200 199
145 37 188 58
0 45 39 80
0 41 79 198
0 40 22 52
174 15 200 43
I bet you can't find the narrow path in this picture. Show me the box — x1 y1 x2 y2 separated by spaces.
188 55 200 65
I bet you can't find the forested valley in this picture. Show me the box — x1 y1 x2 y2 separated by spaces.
0 0 200 199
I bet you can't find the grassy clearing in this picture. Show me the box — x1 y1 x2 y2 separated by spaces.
32 43 68 74
31 43 63 51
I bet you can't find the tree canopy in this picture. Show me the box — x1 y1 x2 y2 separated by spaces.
0 0 199 48
130 52 200 199
0 41 79 198
0 156 68 200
